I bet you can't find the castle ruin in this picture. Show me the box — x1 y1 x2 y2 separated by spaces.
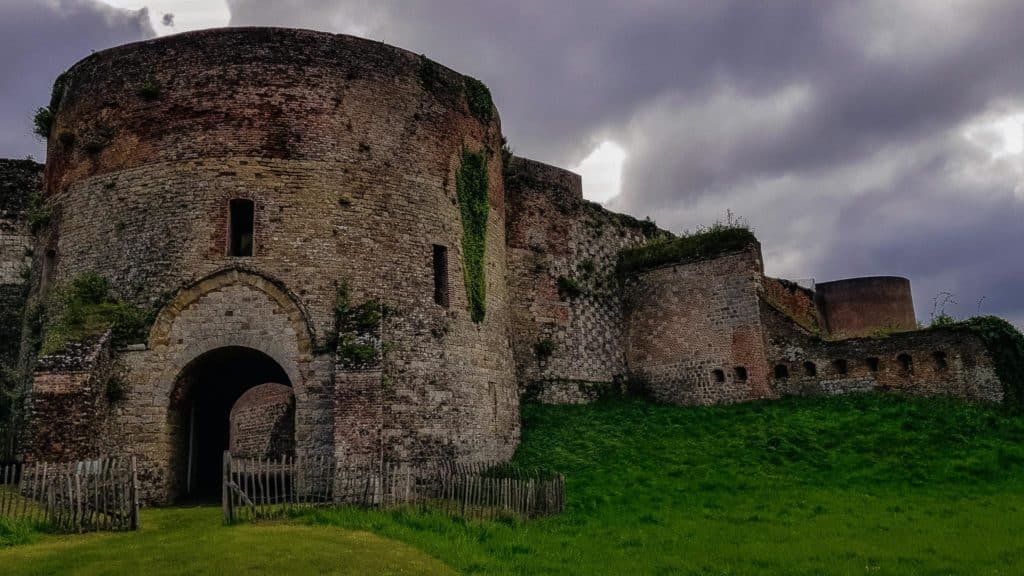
0 29 1006 504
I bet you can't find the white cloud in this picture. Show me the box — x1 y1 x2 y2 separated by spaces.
573 141 626 204
96 0 229 33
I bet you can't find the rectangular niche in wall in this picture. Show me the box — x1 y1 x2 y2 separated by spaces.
433 244 449 307
229 199 255 257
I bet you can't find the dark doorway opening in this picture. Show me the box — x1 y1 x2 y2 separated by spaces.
169 346 290 503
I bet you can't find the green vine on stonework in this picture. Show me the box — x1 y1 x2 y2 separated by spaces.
332 282 384 369
939 316 1024 413
463 76 494 124
32 72 68 140
456 149 490 323
40 272 152 356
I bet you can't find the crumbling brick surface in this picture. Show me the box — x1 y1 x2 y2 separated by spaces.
762 303 1002 404
623 247 775 405
24 28 518 503
505 156 655 402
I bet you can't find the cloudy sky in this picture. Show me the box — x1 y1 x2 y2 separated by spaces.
2 0 1021 327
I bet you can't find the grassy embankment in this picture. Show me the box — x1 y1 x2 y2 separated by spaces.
4 394 1024 575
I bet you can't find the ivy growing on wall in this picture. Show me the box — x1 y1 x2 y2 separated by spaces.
40 272 151 355
332 282 384 369
941 316 1024 413
463 76 494 124
456 149 489 323
31 72 68 140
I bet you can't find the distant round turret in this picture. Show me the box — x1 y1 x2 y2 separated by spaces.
815 276 916 336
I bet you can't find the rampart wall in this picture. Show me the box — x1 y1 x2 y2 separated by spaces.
623 246 774 405
505 157 656 403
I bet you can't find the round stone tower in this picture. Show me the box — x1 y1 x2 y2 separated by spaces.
30 28 518 503
814 276 917 337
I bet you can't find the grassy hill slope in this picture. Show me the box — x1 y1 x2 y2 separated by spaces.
307 394 1024 575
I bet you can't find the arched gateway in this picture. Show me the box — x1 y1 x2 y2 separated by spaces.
169 348 291 501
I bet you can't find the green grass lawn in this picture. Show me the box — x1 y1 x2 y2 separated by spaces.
3 394 1024 575
0 507 453 575
301 394 1024 575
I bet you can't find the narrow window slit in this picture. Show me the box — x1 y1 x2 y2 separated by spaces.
229 199 254 257
432 244 449 307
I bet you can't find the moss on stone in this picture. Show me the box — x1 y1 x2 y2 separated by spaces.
40 272 150 355
941 316 1024 412
456 149 489 323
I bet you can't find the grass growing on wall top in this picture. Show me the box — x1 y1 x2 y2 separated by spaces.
616 219 757 279
932 315 1024 412
456 149 489 323
40 272 150 355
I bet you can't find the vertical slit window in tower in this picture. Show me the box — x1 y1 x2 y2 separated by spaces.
433 244 449 307
229 199 255 257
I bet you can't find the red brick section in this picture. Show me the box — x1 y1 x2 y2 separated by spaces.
763 277 821 334
815 276 917 337
229 383 295 459
623 246 775 405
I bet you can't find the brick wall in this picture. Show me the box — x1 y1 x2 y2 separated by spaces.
229 383 295 459
622 246 774 405
22 334 116 462
505 156 656 403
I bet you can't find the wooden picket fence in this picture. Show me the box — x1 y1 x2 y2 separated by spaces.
0 456 139 532
223 452 565 524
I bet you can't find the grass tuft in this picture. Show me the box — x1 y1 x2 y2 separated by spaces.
617 218 757 278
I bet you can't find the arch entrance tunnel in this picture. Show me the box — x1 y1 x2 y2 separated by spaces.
169 347 295 502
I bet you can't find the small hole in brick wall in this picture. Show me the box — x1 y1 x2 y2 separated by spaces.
712 369 725 383
774 364 789 379
933 351 948 370
229 199 254 257
432 244 449 307
831 359 848 375
803 361 817 377
897 353 913 373
866 357 880 372
734 366 748 382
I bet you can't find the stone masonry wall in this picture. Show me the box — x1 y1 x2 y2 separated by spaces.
505 156 657 403
0 159 41 443
762 303 1002 403
27 28 519 501
623 246 774 405
22 334 116 462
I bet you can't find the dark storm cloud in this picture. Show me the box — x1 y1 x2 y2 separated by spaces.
0 0 153 159
1 1 1015 326
227 0 1024 326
